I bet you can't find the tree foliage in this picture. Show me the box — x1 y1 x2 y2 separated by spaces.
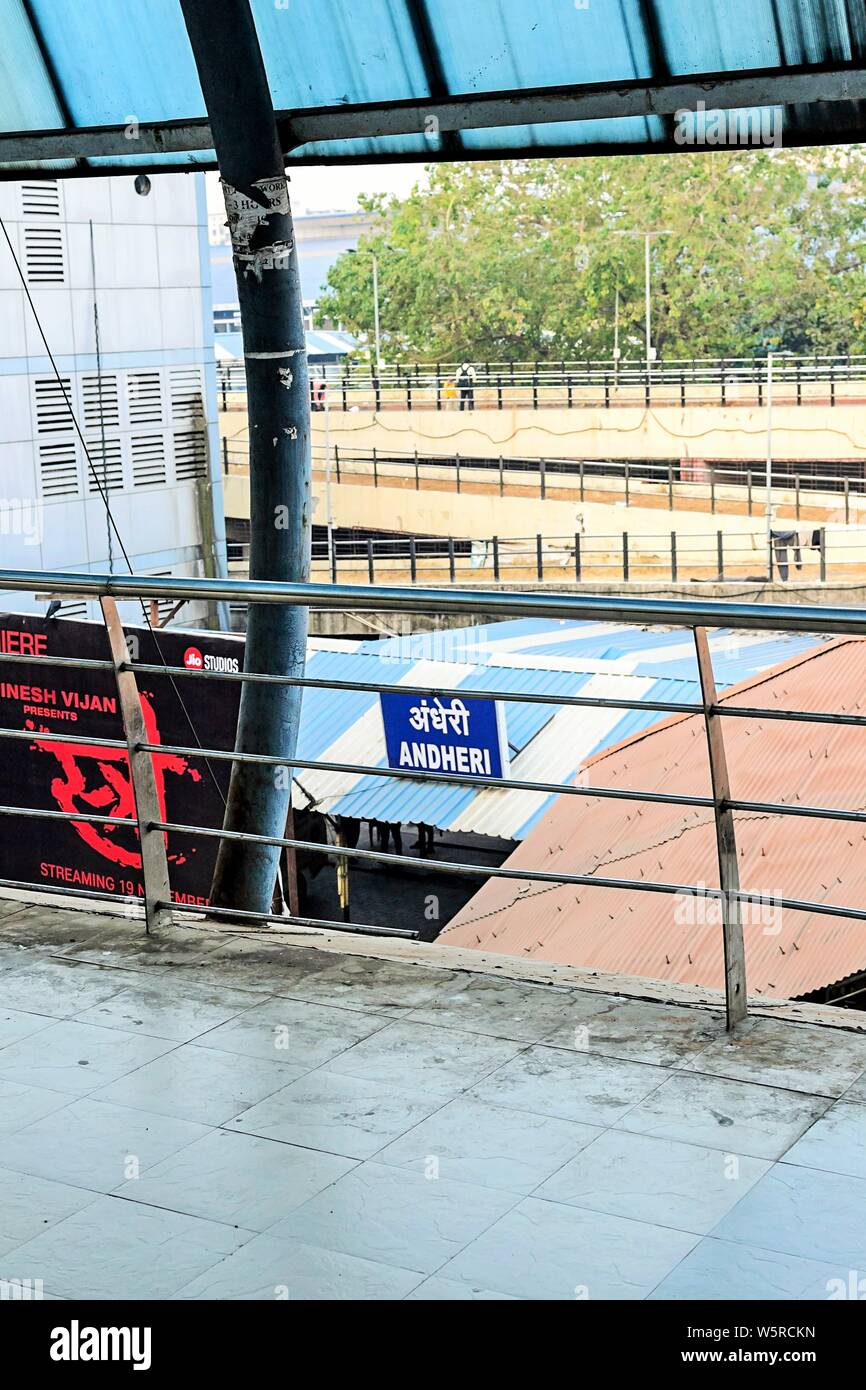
318 148 866 363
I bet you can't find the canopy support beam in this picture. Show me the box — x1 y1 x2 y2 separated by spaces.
3 62 866 167
180 0 310 916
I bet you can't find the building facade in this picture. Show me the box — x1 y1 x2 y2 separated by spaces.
0 172 226 625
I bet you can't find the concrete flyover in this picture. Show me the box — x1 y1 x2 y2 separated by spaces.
289 397 866 467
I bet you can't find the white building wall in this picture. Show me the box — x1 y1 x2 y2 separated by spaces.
0 172 226 625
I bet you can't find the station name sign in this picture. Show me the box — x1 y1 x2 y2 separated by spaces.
380 693 510 780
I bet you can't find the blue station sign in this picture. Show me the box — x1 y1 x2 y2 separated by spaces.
380 692 510 780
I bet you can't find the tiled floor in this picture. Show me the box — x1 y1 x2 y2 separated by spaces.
2 904 866 1300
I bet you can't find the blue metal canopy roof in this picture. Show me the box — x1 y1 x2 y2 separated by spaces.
2 1 866 178
292 619 824 839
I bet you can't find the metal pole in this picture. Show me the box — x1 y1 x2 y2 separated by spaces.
99 596 171 933
644 232 652 385
181 0 310 916
765 350 773 580
693 626 748 1029
372 252 382 372
324 394 334 579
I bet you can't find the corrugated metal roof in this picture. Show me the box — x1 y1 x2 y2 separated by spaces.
442 637 866 1001
3 2 866 177
293 619 825 840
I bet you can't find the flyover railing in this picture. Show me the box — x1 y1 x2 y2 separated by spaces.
227 525 855 585
217 353 866 412
223 439 866 522
0 570 864 1028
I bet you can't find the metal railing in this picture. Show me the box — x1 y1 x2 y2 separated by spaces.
223 439 866 519
217 353 866 413
1 567 865 1028
228 526 846 585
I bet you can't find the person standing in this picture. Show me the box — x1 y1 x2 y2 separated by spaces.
456 361 477 410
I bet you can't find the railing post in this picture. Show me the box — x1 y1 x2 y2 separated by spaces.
448 536 456 582
372 447 378 488
668 462 673 511
622 531 629 581
222 436 229 474
624 463 630 507
710 476 715 514
493 534 500 581
330 540 337 583
497 375 503 411
367 537 374 584
845 475 850 524
536 534 543 580
539 457 546 500
819 527 827 582
716 529 724 581
747 469 753 516
409 536 417 583
693 626 748 1030
455 452 461 494
532 374 538 410
574 532 582 582
580 459 585 501
373 374 381 412
435 369 442 410
795 473 800 520
99 596 171 934
499 455 504 497
671 530 677 582
414 449 420 490
334 443 340 484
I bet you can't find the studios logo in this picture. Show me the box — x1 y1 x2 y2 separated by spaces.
183 645 239 675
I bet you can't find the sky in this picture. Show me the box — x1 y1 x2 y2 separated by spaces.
205 164 426 216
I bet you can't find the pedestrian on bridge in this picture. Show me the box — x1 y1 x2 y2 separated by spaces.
456 361 477 410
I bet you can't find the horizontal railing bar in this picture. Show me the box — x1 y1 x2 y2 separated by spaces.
0 570 859 634
0 803 137 828
171 900 417 939
0 723 856 824
152 820 866 923
0 727 127 751
138 738 713 807
127 662 705 713
0 876 143 910
727 798 866 822
0 651 115 672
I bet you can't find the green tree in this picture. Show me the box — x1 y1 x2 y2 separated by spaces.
318 148 866 363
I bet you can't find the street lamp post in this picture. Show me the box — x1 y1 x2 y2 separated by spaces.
371 252 382 373
613 228 672 384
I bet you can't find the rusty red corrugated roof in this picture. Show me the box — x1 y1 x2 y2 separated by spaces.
442 637 866 1001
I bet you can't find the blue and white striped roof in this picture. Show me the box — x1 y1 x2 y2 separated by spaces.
295 621 823 840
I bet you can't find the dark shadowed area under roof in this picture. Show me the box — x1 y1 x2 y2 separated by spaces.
1 0 866 178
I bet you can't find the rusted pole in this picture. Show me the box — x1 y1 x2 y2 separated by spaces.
100 597 171 933
180 0 311 915
694 626 748 1029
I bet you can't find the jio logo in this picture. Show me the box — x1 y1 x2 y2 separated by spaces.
183 647 204 671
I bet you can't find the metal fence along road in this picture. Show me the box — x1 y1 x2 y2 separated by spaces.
1 568 865 1029
226 527 850 586
217 353 866 413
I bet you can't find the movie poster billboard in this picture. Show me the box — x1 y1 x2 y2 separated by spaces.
0 613 244 908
